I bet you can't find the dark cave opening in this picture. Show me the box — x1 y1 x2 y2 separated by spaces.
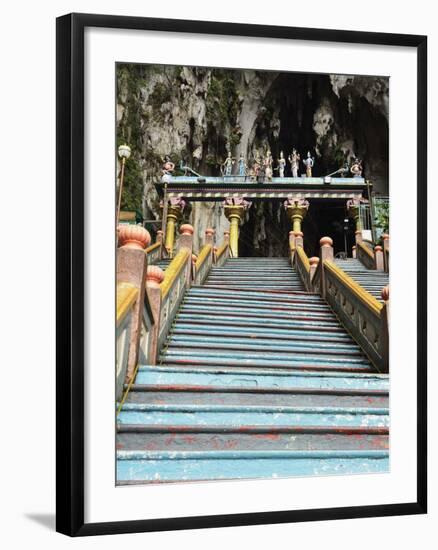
238 198 356 258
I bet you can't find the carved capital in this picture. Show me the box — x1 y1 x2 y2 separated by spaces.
223 197 251 224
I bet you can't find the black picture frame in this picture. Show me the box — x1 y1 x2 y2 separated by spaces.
56 12 427 537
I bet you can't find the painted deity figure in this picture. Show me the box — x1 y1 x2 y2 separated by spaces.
223 151 234 176
238 153 247 177
277 151 287 178
350 158 363 177
264 150 273 181
161 155 175 182
303 151 315 177
288 148 301 178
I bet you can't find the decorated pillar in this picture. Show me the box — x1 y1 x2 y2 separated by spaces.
284 198 310 234
347 198 368 243
223 197 252 258
161 197 186 257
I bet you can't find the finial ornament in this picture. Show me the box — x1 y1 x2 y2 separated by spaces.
146 265 165 288
118 225 151 250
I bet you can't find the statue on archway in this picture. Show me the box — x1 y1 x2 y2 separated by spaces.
303 151 315 177
288 148 300 178
161 155 175 182
222 151 234 176
350 158 363 177
238 153 247 177
264 150 273 181
277 151 287 178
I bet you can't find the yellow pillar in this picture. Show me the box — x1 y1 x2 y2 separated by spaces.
284 198 309 234
164 211 178 255
162 198 185 258
223 198 251 258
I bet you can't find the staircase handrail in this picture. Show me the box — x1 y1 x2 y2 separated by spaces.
157 248 191 352
295 245 312 292
356 240 376 270
144 241 162 265
116 282 138 401
322 259 388 372
194 244 213 285
215 241 229 266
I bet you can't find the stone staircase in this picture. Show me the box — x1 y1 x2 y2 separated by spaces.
335 258 389 301
117 257 389 483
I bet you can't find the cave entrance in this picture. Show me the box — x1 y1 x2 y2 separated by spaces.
302 199 355 258
237 198 355 259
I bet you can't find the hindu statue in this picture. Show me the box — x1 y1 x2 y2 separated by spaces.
288 148 300 178
277 151 286 178
350 158 363 177
264 150 273 181
303 151 315 177
223 151 234 176
238 153 247 177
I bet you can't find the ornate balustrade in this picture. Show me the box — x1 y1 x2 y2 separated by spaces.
295 246 311 291
116 282 138 400
311 237 389 373
145 241 162 265
157 248 191 352
323 261 388 372
356 241 377 270
215 236 230 267
195 244 213 285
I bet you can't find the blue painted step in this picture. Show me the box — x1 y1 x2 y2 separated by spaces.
117 257 389 483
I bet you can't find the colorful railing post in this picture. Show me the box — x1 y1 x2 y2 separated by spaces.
374 245 384 271
195 229 215 284
223 197 251 258
177 224 194 285
319 236 334 299
382 234 390 272
215 231 230 267
381 285 390 372
145 265 165 364
309 256 320 282
116 224 151 382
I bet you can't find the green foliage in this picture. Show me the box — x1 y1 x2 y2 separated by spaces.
120 159 144 214
374 200 389 239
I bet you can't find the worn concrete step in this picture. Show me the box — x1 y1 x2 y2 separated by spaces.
135 365 389 391
178 305 337 323
174 317 348 335
175 312 342 329
117 403 389 429
117 430 389 452
172 324 355 343
184 295 331 312
188 286 323 302
117 449 389 482
160 350 373 372
168 333 361 352
123 388 388 408
166 339 363 357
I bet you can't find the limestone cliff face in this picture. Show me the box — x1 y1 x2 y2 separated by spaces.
117 65 388 255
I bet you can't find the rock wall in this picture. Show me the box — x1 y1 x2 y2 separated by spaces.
117 64 389 254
